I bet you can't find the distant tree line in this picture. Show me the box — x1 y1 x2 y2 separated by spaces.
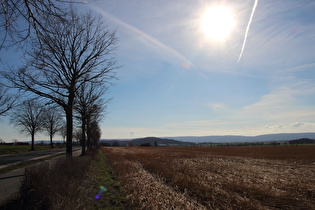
288 138 315 145
0 1 119 157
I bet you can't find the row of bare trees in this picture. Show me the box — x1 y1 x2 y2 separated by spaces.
0 1 118 157
74 83 109 155
11 100 63 150
11 95 104 154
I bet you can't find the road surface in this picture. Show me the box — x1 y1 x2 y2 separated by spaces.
0 148 70 169
0 148 81 204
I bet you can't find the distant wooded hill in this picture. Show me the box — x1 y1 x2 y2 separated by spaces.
100 137 192 147
100 132 315 146
168 133 315 143
132 137 191 146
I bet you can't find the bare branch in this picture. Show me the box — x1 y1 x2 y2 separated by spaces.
0 0 82 50
0 87 17 116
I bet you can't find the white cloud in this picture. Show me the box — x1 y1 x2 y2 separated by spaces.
262 122 315 134
239 81 315 122
206 103 227 112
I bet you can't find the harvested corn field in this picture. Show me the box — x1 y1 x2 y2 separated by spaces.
101 146 315 209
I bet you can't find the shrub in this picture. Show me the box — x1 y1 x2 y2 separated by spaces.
19 155 95 209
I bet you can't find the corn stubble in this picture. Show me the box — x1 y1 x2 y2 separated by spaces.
102 146 315 209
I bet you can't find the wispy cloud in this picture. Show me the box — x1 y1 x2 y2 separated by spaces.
240 81 315 122
283 62 315 73
90 5 191 68
206 103 227 112
237 1 315 69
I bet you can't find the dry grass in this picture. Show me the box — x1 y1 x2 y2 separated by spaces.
19 157 95 209
102 146 315 209
1 150 99 210
1 148 131 210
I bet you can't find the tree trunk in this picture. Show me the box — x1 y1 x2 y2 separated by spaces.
31 132 35 151
86 117 91 150
50 135 53 148
50 125 53 148
81 118 86 156
66 104 73 158
65 86 76 158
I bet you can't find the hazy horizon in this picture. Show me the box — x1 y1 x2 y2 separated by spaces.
3 132 315 144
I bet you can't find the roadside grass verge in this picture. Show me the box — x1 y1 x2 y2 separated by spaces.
90 150 132 209
1 152 94 209
0 149 130 209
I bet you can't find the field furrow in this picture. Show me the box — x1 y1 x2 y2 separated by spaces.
102 146 315 209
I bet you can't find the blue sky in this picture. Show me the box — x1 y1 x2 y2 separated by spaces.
1 0 315 141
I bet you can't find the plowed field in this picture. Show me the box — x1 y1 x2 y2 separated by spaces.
101 146 315 209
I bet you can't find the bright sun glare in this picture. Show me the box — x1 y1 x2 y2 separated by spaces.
200 6 236 42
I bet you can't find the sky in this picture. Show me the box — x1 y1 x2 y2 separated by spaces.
1 0 315 141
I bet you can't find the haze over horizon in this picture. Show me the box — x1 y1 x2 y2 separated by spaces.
1 0 315 142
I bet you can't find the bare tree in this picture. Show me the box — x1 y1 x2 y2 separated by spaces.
73 128 82 146
43 106 64 148
0 0 79 49
89 121 101 147
59 123 67 145
4 11 118 157
0 87 16 116
74 82 108 155
86 104 104 149
10 100 45 150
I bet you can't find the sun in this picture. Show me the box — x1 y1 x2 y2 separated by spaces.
200 6 236 42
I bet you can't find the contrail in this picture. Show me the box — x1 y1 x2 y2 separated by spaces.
90 5 191 67
238 0 259 63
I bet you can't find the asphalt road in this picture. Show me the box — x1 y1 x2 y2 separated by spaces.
0 148 75 169
0 148 81 204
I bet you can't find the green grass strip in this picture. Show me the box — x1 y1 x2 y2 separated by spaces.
90 150 132 210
